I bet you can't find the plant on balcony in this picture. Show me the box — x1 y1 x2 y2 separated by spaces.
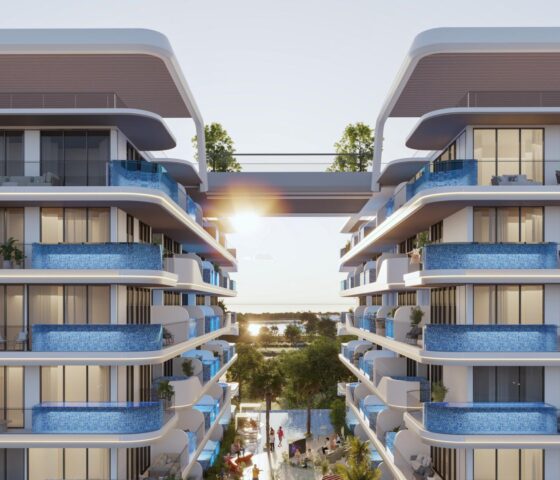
388 307 398 319
410 231 430 265
405 307 424 344
157 380 175 401
431 381 448 402
181 359 194 377
0 237 24 269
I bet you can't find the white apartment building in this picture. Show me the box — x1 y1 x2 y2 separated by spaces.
339 28 560 480
0 29 239 480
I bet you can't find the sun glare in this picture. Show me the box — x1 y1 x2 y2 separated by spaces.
230 211 260 234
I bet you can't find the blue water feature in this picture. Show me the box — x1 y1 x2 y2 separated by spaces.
359 402 385 430
424 402 558 435
32 401 164 434
385 431 397 455
32 242 163 270
31 324 163 352
406 160 478 199
424 324 558 352
423 242 558 270
386 318 394 338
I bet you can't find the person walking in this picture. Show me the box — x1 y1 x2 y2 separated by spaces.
268 427 275 452
277 426 284 447
252 464 261 480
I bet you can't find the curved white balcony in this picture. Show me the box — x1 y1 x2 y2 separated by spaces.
164 254 236 296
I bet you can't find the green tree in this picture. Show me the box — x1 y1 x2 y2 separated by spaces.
227 343 263 401
258 326 273 346
192 122 242 172
327 122 374 172
284 324 302 346
251 359 285 447
281 338 349 435
329 398 348 436
335 437 381 480
301 312 319 335
316 317 337 338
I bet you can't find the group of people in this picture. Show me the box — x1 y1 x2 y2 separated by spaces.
267 425 284 452
320 433 342 455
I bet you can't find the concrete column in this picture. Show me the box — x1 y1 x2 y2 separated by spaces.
23 130 40 176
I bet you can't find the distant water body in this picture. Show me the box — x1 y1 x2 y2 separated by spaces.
247 315 340 336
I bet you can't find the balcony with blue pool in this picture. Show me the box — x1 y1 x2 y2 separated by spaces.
108 159 204 226
359 357 374 380
406 160 477 200
423 402 558 435
31 323 164 352
194 399 221 431
422 242 559 270
390 376 430 402
359 400 386 431
198 440 221 470
32 401 166 434
385 431 396 455
31 242 164 270
424 324 558 352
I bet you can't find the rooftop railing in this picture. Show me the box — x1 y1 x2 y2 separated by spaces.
0 92 127 109
457 90 560 108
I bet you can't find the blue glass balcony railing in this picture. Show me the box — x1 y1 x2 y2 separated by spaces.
205 315 222 334
406 160 478 200
359 401 385 430
424 402 558 435
199 440 221 470
32 401 165 434
108 160 204 227
423 242 559 270
385 431 396 454
188 429 199 455
358 357 374 380
424 324 558 352
385 318 394 338
31 324 163 352
31 242 163 270
195 400 221 431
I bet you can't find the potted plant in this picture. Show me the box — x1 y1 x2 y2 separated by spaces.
431 381 448 402
405 306 424 345
0 237 17 269
181 359 194 377
410 231 430 265
13 245 25 268
157 380 175 408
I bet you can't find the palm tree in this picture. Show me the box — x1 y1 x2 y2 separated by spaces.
335 437 381 480
251 359 285 445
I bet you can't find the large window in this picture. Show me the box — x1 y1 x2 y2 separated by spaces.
474 449 543 480
0 131 23 177
28 286 110 330
0 367 24 428
41 207 110 243
41 366 110 402
430 287 456 325
0 449 24 480
474 207 544 243
473 285 543 325
474 367 543 402
28 448 109 480
0 208 24 245
40 130 110 186
126 287 151 325
431 447 456 480
0 286 24 348
473 128 544 185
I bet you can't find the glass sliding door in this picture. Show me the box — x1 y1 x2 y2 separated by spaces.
473 207 544 244
473 285 543 325
41 366 110 402
40 130 110 186
473 367 543 402
41 207 110 243
0 131 24 177
473 128 544 184
0 367 24 428
474 449 543 480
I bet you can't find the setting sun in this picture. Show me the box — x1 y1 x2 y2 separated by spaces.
230 211 261 234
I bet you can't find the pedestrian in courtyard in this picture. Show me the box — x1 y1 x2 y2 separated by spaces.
277 426 284 447
252 464 261 480
269 427 275 452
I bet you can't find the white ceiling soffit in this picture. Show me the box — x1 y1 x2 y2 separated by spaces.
0 29 202 121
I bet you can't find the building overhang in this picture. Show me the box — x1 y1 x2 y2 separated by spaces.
373 27 560 183
156 158 203 187
378 157 429 186
407 107 560 150
0 108 175 150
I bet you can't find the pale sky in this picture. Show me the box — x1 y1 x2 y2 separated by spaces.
3 0 560 312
